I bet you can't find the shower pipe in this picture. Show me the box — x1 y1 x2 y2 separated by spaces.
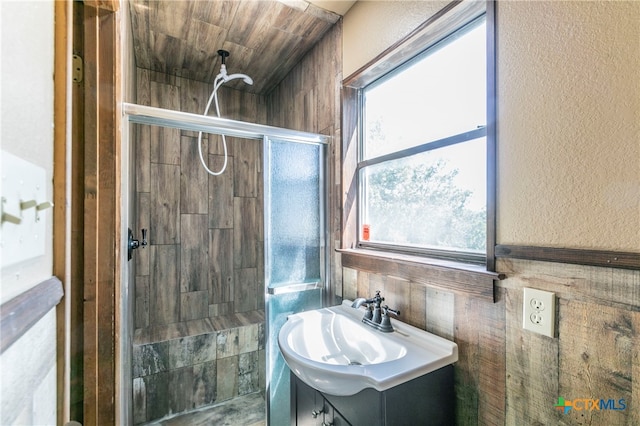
123 103 329 145
197 50 255 175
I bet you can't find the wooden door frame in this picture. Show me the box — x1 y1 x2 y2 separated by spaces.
56 0 122 423
82 2 122 424
54 2 71 424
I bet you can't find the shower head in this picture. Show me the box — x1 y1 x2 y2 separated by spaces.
227 73 253 85
214 70 254 86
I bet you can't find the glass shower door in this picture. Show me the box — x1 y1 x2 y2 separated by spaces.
264 137 326 425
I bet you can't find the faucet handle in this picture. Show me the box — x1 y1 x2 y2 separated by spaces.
372 290 384 307
383 306 400 317
378 305 400 332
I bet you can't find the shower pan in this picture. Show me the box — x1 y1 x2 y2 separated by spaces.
121 103 329 425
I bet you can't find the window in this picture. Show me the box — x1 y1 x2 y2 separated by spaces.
349 2 495 266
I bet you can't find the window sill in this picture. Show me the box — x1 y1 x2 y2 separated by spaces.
337 248 504 302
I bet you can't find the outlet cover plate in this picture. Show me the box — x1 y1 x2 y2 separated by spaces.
523 287 555 337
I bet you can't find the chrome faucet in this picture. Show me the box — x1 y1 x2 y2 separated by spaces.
351 291 400 333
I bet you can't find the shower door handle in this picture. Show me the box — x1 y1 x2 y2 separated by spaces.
267 281 322 295
128 228 148 261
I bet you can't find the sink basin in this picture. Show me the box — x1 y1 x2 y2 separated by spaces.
278 300 458 396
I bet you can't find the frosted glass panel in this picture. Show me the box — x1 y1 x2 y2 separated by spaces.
266 140 322 287
265 137 325 426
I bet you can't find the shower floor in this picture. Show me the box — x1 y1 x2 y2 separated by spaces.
140 392 266 426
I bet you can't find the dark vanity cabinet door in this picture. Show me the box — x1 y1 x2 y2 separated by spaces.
292 365 454 426
293 375 326 426
325 403 350 426
292 377 352 426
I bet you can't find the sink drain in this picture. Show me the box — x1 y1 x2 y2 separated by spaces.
348 360 362 366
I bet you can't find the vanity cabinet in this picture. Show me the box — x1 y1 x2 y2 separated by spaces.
291 365 454 426
292 377 349 426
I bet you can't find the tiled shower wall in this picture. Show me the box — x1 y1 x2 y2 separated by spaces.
132 69 267 422
133 69 267 327
131 18 343 422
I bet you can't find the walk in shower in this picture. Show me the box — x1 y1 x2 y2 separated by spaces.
122 103 329 425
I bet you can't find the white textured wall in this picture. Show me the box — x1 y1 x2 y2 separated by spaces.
1 0 55 300
343 1 640 251
0 310 57 425
0 1 57 425
343 0 448 78
496 1 640 251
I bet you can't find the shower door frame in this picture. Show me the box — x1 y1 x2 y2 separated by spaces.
120 102 331 424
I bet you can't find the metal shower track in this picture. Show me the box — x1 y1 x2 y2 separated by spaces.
123 103 330 145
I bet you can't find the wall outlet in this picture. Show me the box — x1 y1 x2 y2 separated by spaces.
523 287 555 337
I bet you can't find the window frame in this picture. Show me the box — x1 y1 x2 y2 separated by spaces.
357 14 489 265
341 0 497 273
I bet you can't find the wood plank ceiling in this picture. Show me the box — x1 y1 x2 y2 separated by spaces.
128 0 346 94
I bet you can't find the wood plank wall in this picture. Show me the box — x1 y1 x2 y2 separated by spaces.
133 68 266 334
500 259 639 425
343 259 640 425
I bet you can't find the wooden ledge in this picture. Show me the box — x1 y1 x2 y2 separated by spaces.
338 249 502 303
495 245 640 271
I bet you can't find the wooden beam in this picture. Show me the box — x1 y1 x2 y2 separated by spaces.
83 5 99 423
97 8 119 423
83 5 120 424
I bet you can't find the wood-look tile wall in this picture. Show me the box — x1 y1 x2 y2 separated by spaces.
343 260 640 425
134 68 266 331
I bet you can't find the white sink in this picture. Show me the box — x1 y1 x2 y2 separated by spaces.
278 300 458 396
